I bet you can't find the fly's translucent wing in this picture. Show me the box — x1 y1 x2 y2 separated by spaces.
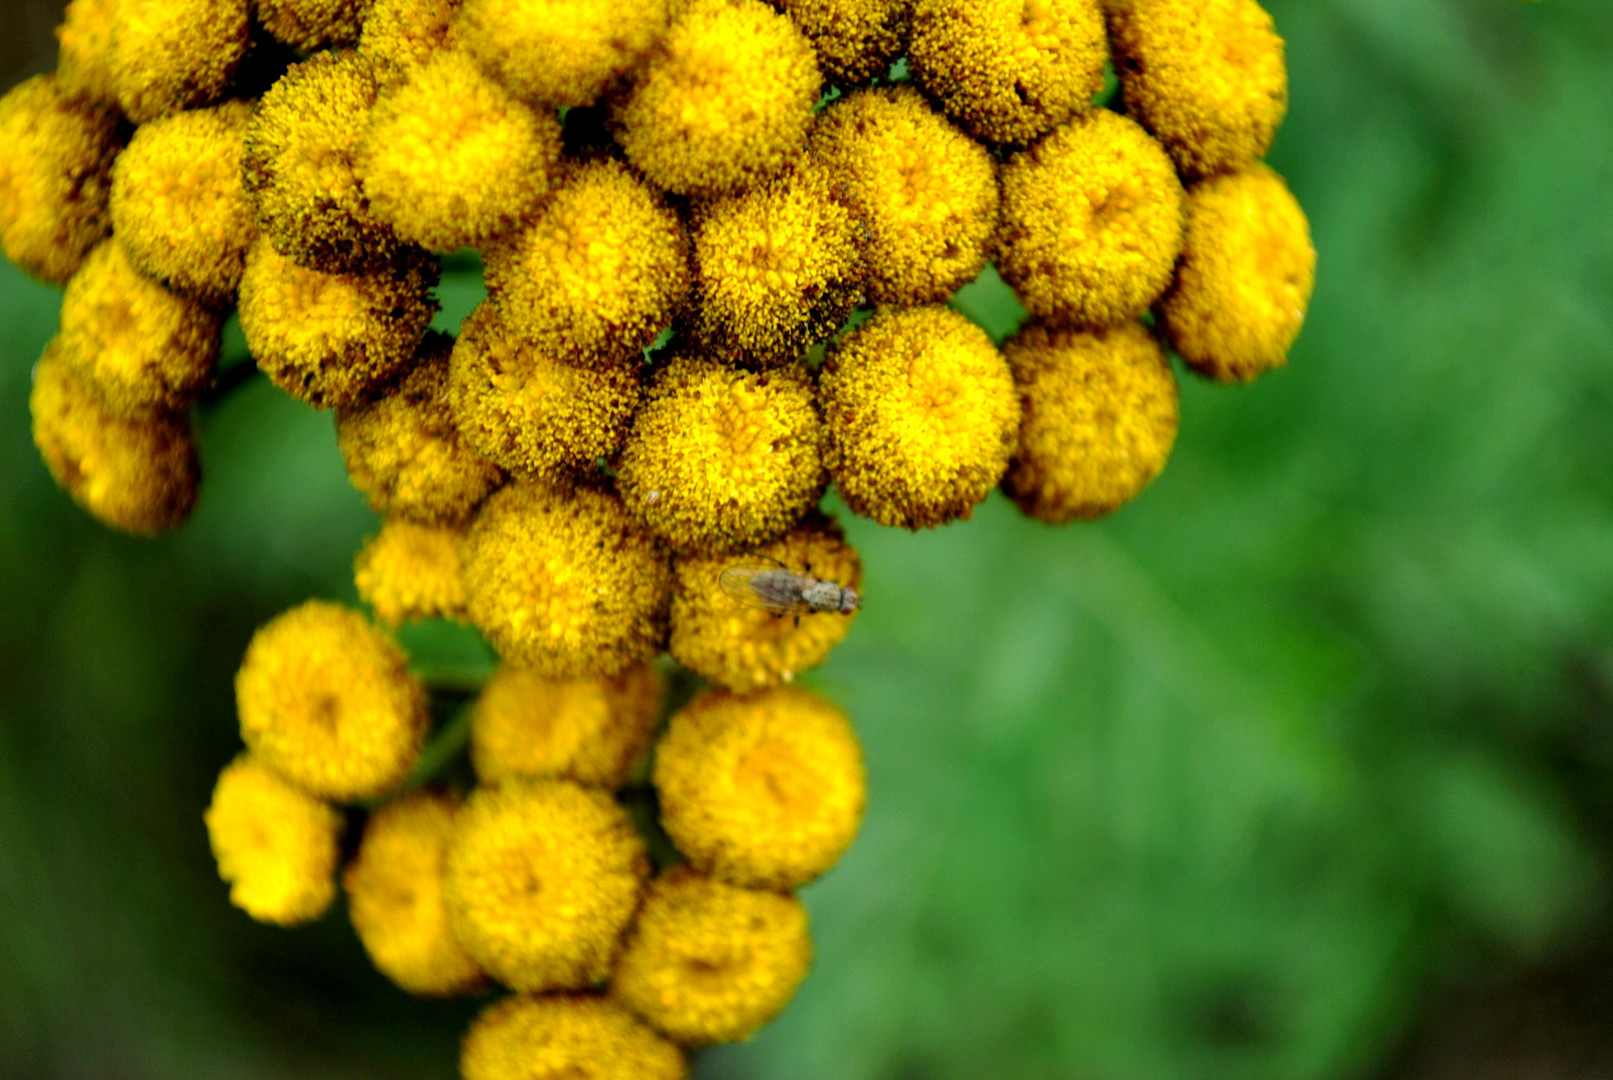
718 566 806 612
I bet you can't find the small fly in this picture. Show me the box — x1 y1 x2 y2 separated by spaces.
718 564 860 624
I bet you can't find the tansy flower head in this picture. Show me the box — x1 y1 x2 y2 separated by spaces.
483 159 689 369
471 662 663 789
461 482 672 678
354 517 468 626
109 99 258 305
360 50 563 253
56 240 222 418
461 994 687 1080
204 753 342 926
30 340 200 534
810 84 998 306
688 160 864 366
458 0 671 108
235 599 428 801
443 779 650 990
618 0 821 196
997 108 1184 328
243 50 410 274
110 0 249 123
0 75 119 286
617 355 825 554
908 0 1107 146
670 514 860 691
774 0 909 88
1106 0 1287 179
54 0 118 104
654 686 866 889
336 333 505 526
1159 162 1315 383
257 0 368 52
821 305 1019 529
612 867 811 1045
359 0 459 78
448 303 643 480
1003 320 1178 522
343 790 487 996
238 235 439 409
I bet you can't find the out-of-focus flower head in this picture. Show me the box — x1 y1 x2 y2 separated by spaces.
359 0 461 79
205 753 342 926
354 517 469 626
461 994 687 1080
773 0 910 87
458 0 671 108
53 0 118 104
110 0 250 123
257 0 368 53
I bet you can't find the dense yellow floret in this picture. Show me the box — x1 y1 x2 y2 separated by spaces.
654 686 865 889
821 305 1019 529
344 791 487 996
110 0 249 123
360 50 563 252
1106 0 1287 178
459 0 670 108
109 100 257 305
471 662 663 789
997 109 1184 328
56 240 221 418
1159 163 1315 382
238 236 438 409
0 75 119 286
258 0 368 52
774 0 908 87
670 514 860 691
30 340 199 535
811 85 998 305
235 600 428 801
617 356 825 553
689 161 864 365
448 303 643 480
205 754 342 926
360 0 460 78
618 0 821 195
444 780 650 990
908 0 1107 145
336 334 505 525
355 518 468 626
243 50 410 274
1002 320 1178 522
54 0 118 104
461 483 672 678
462 995 687 1080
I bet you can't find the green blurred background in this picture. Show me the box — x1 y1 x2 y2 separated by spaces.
3 1 1613 1077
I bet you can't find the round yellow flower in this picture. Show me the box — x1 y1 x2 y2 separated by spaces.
996 108 1184 328
30 340 199 535
483 159 689 369
444 780 650 991
257 0 367 52
613 867 810 1045
688 160 864 365
110 0 249 123
821 305 1019 529
448 303 643 480
775 0 908 87
618 0 821 195
810 84 998 306
109 99 258 305
1106 0 1287 178
359 0 459 78
461 995 686 1080
461 483 672 678
205 753 341 926
54 0 118 104
471 662 663 789
654 686 865 889
235 599 428 802
1159 162 1315 382
238 235 439 410
56 240 221 418
344 790 487 996
336 333 505 526
1002 320 1178 522
908 0 1107 146
360 50 563 252
354 518 468 626
669 514 860 691
458 0 671 108
617 355 825 553
0 75 119 286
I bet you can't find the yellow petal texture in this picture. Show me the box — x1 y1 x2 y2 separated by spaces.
774 0 909 87
461 994 686 1080
54 0 119 104
257 0 369 52
458 0 671 108
354 518 469 626
110 0 249 123
359 0 460 78
205 753 341 926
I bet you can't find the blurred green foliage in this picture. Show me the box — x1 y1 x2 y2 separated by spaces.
2 1 1613 1078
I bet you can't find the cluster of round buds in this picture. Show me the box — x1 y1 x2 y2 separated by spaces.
3 0 1314 1072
